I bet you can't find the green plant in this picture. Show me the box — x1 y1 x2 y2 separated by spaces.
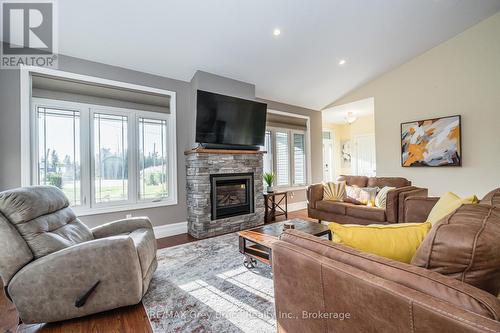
263 172 275 187
47 172 63 189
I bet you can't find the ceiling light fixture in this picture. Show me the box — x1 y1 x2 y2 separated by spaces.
338 59 347 66
345 112 357 124
273 28 281 36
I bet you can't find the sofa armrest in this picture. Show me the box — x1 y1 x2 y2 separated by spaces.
307 184 324 209
397 188 428 222
8 236 143 323
403 197 439 223
91 216 153 239
385 186 416 223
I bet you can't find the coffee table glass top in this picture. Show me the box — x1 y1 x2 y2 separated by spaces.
238 219 331 267
249 219 330 238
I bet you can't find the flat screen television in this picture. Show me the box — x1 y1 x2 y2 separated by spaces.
196 90 267 150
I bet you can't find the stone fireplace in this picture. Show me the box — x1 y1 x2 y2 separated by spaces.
185 149 264 239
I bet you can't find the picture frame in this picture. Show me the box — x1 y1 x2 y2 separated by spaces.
401 115 461 167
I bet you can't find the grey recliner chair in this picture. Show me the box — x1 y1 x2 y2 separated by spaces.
0 186 158 324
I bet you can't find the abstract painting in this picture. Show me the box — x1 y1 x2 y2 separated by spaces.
401 115 461 167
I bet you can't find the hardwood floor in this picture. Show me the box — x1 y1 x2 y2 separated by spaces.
1 209 313 333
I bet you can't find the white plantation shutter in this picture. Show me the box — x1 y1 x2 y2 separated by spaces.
293 133 306 185
263 130 273 175
275 131 290 186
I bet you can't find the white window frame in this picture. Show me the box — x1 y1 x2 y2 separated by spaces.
267 126 308 188
22 66 177 216
90 106 134 209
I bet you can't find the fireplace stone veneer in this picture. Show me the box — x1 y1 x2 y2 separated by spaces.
185 149 265 239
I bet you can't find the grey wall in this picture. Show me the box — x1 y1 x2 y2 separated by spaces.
188 70 256 148
0 57 321 228
0 54 192 228
0 67 21 191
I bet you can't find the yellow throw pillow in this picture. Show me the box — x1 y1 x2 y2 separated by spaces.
329 222 432 263
323 181 346 201
426 192 479 225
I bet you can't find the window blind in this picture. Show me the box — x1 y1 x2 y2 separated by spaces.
266 113 307 131
263 130 273 175
31 74 170 114
275 131 290 186
293 133 306 185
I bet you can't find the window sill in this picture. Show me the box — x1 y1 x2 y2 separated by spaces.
273 185 308 192
74 199 178 217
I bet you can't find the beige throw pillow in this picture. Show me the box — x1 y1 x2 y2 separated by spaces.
323 181 346 201
375 186 396 208
345 185 377 205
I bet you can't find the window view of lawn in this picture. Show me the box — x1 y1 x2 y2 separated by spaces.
35 102 171 209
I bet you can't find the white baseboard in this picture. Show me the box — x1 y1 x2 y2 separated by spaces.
288 201 307 212
153 202 307 239
153 221 188 239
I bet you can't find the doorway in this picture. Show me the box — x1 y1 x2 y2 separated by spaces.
322 130 334 181
321 97 376 178
353 134 376 177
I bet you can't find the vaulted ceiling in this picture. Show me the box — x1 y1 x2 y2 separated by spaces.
57 0 500 110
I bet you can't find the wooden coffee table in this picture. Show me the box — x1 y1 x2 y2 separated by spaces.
238 219 331 268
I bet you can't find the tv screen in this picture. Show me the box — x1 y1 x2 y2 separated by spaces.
196 90 267 149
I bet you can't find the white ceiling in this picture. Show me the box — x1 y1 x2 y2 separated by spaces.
56 0 500 110
323 98 374 125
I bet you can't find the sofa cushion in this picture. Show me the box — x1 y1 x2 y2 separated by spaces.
316 200 347 215
367 177 410 188
345 186 378 205
0 186 69 224
337 175 368 187
346 205 386 222
280 229 500 320
481 188 500 207
0 186 93 259
323 181 346 201
426 192 479 225
412 204 500 296
329 222 431 263
375 186 396 208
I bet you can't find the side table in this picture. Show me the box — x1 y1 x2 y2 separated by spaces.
263 191 288 223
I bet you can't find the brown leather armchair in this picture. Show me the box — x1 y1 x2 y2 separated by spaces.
308 176 428 224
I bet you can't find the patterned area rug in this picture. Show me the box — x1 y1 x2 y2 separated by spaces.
143 233 276 333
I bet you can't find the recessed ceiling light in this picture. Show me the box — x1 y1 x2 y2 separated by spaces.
338 59 347 66
273 28 281 36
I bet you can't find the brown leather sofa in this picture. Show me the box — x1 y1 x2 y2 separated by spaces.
307 175 427 224
272 188 500 332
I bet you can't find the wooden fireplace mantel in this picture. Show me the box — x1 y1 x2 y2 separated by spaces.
185 148 266 155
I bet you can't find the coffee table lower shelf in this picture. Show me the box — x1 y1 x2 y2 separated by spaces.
239 238 272 268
